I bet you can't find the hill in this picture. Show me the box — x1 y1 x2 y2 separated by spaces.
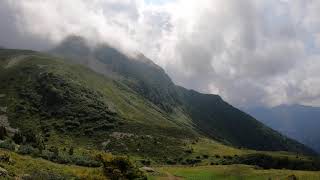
247 104 320 153
48 36 315 155
0 45 319 178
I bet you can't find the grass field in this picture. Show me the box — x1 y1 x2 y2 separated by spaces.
0 149 105 179
148 165 320 180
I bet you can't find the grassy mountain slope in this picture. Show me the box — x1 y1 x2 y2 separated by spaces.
50 36 315 155
0 48 197 162
178 88 313 152
0 41 319 179
149 165 320 180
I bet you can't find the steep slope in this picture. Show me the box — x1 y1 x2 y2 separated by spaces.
51 36 181 113
247 104 320 153
49 36 315 155
177 88 313 152
0 48 197 161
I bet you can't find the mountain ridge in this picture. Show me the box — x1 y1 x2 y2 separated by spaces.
47 36 316 155
247 104 320 153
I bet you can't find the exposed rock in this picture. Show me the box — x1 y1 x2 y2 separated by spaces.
140 166 155 172
110 132 135 139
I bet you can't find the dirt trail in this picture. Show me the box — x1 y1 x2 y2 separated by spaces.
4 55 29 68
0 93 18 134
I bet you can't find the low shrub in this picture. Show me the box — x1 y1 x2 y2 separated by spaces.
0 139 15 151
71 155 101 167
99 155 146 180
0 153 10 163
235 154 320 171
17 144 40 156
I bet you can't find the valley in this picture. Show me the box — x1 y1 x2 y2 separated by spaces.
0 44 319 179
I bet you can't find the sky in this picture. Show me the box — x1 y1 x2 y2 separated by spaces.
1 0 320 108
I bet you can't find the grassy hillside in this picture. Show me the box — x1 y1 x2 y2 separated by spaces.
0 47 319 178
149 165 320 180
50 36 315 155
178 88 313 153
0 149 104 179
0 48 197 162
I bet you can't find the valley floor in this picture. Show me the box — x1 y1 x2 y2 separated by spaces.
148 165 320 180
0 147 320 180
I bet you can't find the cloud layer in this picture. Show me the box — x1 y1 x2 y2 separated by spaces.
1 0 320 108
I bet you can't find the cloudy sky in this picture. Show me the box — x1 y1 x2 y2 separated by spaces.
1 0 320 108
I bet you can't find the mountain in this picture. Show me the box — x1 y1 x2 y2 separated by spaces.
0 36 315 165
47 36 315 155
247 104 320 153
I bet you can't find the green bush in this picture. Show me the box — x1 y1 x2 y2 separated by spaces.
0 139 15 151
70 155 101 167
235 154 320 171
68 147 74 156
17 144 39 155
39 150 55 161
100 156 146 180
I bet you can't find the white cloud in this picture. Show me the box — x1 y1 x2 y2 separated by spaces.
1 0 320 108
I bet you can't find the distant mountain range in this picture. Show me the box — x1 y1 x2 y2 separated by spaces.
247 104 320 153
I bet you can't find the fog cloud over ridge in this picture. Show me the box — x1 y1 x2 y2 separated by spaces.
1 0 320 108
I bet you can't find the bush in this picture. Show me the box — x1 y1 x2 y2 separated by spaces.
99 155 146 180
39 150 55 161
68 147 74 156
0 139 15 151
235 154 320 171
22 130 37 144
185 158 202 165
55 153 71 164
140 159 151 166
71 155 101 167
0 153 10 163
48 146 59 159
18 144 39 155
